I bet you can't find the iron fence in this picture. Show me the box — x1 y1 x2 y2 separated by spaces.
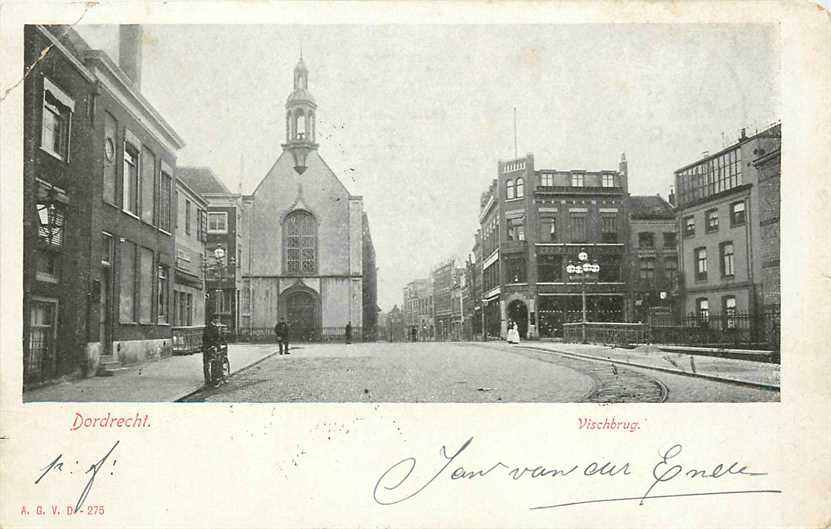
172 326 205 355
563 322 646 345
649 309 780 353
235 327 364 343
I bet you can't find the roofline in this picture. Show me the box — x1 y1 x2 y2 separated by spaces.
35 26 97 84
82 49 185 150
535 168 620 175
753 147 781 166
175 177 208 207
674 123 781 174
177 165 233 195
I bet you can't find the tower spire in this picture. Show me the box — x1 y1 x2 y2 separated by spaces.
283 55 318 174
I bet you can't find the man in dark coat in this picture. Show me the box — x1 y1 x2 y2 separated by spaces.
274 318 290 355
203 314 223 348
345 321 352 345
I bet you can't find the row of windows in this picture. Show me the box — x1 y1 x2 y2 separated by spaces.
506 178 525 200
490 254 624 285
694 242 735 281
684 200 746 237
101 111 175 232
117 238 170 325
537 173 617 188
500 214 620 244
677 147 743 206
638 256 678 281
638 231 677 248
695 296 738 328
40 78 222 241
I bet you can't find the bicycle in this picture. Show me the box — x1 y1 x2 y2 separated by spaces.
202 344 230 387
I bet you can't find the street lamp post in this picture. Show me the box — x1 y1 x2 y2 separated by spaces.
566 248 600 344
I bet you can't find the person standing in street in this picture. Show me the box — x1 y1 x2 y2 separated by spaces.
274 318 290 355
345 321 352 345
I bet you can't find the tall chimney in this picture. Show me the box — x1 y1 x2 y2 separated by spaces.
118 25 143 89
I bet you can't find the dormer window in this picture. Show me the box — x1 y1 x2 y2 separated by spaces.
571 173 584 187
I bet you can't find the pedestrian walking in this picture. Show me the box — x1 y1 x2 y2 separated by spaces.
507 321 520 344
345 321 352 345
274 318 290 355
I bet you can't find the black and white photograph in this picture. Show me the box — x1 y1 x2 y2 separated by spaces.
2 3 830 529
21 22 781 403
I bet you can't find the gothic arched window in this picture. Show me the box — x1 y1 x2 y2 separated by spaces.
284 210 316 274
506 179 515 200
516 177 525 198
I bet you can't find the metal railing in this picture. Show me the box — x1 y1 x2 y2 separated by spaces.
563 322 645 345
235 327 364 343
172 326 205 355
648 309 780 353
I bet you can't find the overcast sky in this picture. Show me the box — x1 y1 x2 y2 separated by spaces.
76 24 780 311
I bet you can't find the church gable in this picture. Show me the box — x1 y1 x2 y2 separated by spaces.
246 55 362 279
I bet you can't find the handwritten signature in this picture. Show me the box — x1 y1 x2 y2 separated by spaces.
35 440 119 512
373 437 781 509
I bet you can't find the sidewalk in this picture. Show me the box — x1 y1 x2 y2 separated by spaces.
24 343 277 402
522 342 780 389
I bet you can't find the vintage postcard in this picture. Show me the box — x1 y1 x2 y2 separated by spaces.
1 1 830 528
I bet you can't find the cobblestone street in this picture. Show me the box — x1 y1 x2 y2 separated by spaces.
182 341 778 403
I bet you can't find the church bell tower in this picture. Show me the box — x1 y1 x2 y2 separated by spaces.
282 56 319 174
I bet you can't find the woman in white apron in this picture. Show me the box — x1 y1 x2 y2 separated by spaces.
507 321 520 344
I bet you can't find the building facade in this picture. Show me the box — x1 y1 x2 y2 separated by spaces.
384 305 406 342
23 25 185 386
362 212 378 341
431 260 455 340
754 147 781 314
241 57 374 341
172 177 207 329
623 195 679 324
177 167 245 335
403 279 433 341
478 153 629 339
674 125 781 323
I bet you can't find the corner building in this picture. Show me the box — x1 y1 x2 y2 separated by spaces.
479 153 629 339
242 58 370 341
674 124 781 320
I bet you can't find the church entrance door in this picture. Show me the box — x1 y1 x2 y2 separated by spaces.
286 291 318 342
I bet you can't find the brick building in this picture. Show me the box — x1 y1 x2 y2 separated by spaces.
177 167 245 334
172 176 207 329
623 195 679 323
754 147 781 313
674 124 781 322
23 25 98 385
23 25 185 386
467 242 483 339
478 152 629 339
431 260 455 340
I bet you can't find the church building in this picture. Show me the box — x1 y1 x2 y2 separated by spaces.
241 57 374 341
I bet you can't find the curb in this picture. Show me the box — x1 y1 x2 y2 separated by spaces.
173 351 278 402
520 345 780 392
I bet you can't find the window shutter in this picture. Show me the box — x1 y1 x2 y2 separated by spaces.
200 210 208 242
